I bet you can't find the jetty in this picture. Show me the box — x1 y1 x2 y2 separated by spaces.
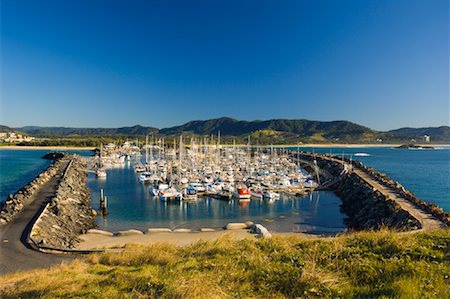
295 152 448 231
0 153 96 274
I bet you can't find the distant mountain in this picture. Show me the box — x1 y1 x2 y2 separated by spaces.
384 126 450 142
0 125 14 133
15 125 158 136
159 117 372 140
4 118 449 143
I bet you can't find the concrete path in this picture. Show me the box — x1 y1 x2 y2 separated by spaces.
0 159 74 275
315 154 447 231
353 168 446 231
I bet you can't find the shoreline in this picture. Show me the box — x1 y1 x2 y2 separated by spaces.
0 146 96 151
1 144 448 150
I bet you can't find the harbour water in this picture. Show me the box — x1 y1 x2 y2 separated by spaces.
1 146 449 233
88 159 345 233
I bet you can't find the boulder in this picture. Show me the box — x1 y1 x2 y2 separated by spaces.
173 228 193 233
87 229 114 236
117 229 144 236
226 223 248 230
147 228 172 233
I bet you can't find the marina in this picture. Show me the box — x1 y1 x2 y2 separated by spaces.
2 145 448 234
89 139 344 233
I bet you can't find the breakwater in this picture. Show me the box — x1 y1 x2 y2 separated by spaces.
29 154 96 249
0 154 64 226
296 152 448 230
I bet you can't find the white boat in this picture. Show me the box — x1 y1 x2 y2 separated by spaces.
134 163 146 173
303 178 319 189
96 169 107 178
182 186 198 201
189 181 206 194
250 187 263 200
159 187 182 202
138 172 154 183
149 183 169 196
263 190 280 201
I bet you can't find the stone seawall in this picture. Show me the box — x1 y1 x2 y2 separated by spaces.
346 158 450 227
298 153 422 231
30 155 96 249
0 156 64 226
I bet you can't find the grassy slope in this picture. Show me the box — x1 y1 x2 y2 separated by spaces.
1 230 449 298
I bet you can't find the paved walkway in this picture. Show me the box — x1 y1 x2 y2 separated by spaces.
0 159 74 275
319 154 447 231
353 168 446 231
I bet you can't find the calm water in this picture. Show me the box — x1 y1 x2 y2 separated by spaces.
0 149 92 200
2 147 449 233
87 160 345 233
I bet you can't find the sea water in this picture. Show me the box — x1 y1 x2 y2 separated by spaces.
0 149 92 200
293 146 450 212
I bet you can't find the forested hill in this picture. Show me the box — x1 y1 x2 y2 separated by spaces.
159 117 373 141
15 125 158 136
7 118 450 143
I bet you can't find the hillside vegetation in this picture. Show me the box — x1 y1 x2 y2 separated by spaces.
9 118 450 144
16 125 158 136
1 229 449 298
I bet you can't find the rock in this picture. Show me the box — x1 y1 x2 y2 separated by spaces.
200 228 217 232
226 223 248 230
148 228 172 233
244 221 254 228
173 228 193 233
253 224 272 238
87 229 114 236
117 229 144 236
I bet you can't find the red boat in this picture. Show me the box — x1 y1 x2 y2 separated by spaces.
233 184 251 199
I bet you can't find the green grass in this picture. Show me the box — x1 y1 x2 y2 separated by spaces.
1 230 449 298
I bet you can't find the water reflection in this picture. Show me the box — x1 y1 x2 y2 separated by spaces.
87 158 345 233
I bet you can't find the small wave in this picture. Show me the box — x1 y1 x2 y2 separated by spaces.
354 153 371 157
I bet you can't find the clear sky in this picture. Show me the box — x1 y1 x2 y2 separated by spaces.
1 0 448 130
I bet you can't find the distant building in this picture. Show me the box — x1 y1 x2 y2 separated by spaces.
376 138 383 143
0 131 34 143
423 135 430 143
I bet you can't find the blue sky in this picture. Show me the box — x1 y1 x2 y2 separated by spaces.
1 0 448 130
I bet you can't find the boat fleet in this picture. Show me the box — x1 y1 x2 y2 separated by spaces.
95 136 320 203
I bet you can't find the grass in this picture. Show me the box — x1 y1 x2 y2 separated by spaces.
1 229 449 298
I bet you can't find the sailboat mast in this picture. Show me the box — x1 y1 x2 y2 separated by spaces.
145 135 149 164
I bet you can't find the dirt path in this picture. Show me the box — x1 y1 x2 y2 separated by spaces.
0 159 74 275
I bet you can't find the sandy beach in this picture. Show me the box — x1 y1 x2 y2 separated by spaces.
0 146 96 151
75 229 316 250
275 143 449 148
1 144 448 151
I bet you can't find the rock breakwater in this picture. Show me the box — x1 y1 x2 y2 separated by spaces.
30 155 96 249
0 156 64 226
298 152 422 231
